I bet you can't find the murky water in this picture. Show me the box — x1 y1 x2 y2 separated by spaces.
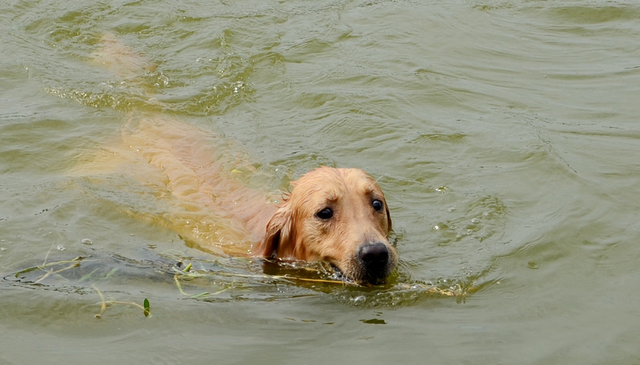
2 0 640 363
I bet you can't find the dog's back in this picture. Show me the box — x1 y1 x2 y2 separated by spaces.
75 34 276 255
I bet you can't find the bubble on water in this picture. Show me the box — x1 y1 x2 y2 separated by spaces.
352 295 366 304
435 186 449 193
56 244 65 251
81 238 93 245
233 81 244 93
433 222 449 231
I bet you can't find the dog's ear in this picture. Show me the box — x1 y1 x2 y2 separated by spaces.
384 198 393 233
253 202 294 258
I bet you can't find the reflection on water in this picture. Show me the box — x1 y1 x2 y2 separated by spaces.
2 0 640 363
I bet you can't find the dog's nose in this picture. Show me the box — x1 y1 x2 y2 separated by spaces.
358 242 389 267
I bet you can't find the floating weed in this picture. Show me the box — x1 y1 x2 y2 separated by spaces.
14 256 86 282
94 284 107 318
33 262 80 284
10 251 478 313
11 253 150 318
103 267 119 281
143 298 150 317
79 268 100 282
169 260 476 303
172 263 222 298
93 284 151 319
79 267 118 283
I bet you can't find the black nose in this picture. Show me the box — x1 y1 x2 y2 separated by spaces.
358 242 389 268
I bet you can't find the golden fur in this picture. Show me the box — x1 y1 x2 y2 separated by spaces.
80 34 397 284
254 167 397 284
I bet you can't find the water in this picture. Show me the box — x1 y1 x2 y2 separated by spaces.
2 0 640 363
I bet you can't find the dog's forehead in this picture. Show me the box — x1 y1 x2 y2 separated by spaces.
295 167 372 187
290 167 382 206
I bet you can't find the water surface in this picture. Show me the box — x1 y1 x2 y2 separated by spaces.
2 1 640 363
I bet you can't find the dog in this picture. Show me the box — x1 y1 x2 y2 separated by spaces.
83 34 398 285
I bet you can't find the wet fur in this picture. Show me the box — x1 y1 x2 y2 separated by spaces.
84 34 397 284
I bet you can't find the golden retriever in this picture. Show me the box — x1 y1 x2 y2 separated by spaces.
83 34 397 285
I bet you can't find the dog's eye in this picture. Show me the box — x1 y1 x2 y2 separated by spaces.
372 199 384 212
316 207 333 220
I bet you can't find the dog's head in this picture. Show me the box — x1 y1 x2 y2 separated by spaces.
253 167 397 285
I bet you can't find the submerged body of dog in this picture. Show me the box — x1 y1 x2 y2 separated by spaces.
84 34 397 284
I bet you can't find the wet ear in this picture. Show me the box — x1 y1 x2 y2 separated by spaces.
254 203 294 258
385 198 393 233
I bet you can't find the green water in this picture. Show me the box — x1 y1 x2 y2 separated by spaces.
2 1 640 364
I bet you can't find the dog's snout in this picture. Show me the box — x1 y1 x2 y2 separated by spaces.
358 242 389 267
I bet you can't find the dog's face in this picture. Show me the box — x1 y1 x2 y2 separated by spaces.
254 167 397 285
